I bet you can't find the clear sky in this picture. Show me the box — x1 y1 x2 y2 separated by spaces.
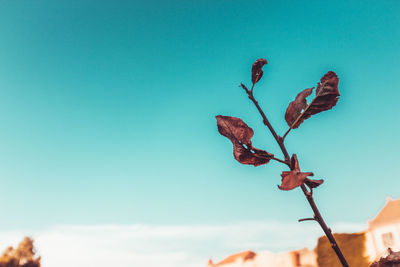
0 0 399 265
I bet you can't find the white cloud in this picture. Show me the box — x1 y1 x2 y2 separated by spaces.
0 221 366 267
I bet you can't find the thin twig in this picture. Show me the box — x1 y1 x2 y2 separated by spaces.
298 217 316 222
241 84 290 164
271 157 287 164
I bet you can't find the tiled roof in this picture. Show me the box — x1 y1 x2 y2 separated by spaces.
215 250 256 266
369 197 400 228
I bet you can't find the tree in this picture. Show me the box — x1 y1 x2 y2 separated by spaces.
0 237 41 267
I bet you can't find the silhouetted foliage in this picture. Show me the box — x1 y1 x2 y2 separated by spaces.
316 233 369 267
0 237 40 267
216 58 348 266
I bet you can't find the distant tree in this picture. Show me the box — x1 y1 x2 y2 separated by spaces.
0 237 40 267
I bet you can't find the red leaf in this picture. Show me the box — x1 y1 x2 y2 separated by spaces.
216 115 253 145
279 171 313 191
304 178 324 189
316 71 339 97
278 154 314 191
285 71 340 129
285 88 314 127
251 58 268 84
216 115 273 166
233 143 273 166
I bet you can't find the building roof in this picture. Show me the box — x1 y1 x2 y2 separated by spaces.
369 197 400 228
212 250 256 266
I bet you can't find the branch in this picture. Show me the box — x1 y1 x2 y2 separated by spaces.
271 157 288 165
298 217 316 222
240 83 290 164
240 82 349 267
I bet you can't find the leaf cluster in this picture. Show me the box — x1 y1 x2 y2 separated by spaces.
216 58 340 191
285 71 339 130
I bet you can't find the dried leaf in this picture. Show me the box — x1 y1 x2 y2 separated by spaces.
251 58 268 84
304 178 324 189
285 71 340 129
285 88 314 127
233 143 273 166
216 115 273 166
278 154 314 191
216 115 253 145
316 71 339 97
279 171 313 191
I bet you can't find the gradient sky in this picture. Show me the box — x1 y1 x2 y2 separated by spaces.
0 0 399 238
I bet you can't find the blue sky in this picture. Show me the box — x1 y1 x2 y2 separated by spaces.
0 0 399 261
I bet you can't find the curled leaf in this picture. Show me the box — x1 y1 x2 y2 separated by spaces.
251 58 268 84
285 88 314 127
233 143 273 166
285 71 340 129
278 154 314 191
304 178 324 189
216 115 273 166
279 171 314 191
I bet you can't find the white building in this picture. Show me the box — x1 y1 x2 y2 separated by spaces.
365 197 400 262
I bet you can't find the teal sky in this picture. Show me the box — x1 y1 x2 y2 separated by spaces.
0 0 399 230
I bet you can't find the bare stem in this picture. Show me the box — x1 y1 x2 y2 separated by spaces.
241 83 349 267
271 157 288 164
240 83 290 164
298 217 316 222
300 185 349 267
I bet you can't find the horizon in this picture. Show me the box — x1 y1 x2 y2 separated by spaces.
0 220 371 267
